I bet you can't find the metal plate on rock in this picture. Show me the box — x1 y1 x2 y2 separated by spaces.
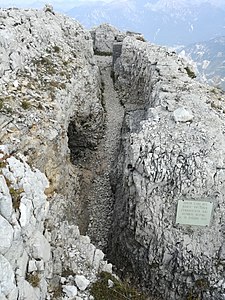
176 200 213 226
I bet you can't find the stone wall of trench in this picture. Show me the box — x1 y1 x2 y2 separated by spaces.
0 8 111 300
108 37 225 300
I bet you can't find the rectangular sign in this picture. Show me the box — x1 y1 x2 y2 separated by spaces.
176 200 213 226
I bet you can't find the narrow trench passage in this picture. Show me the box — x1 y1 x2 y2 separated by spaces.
68 55 124 250
86 56 124 249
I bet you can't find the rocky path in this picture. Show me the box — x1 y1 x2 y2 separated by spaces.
86 56 124 249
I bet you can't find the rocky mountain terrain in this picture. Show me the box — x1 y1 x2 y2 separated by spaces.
1 5 225 300
180 36 225 90
0 6 112 300
109 35 225 300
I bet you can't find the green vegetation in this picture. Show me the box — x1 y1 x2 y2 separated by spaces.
4 106 13 114
9 187 24 210
184 67 196 79
52 285 63 299
0 98 12 114
211 88 217 94
26 272 40 287
61 268 76 277
186 278 209 300
0 161 7 168
21 100 31 109
53 45 60 53
94 50 113 56
32 56 57 75
0 98 3 110
90 272 147 300
49 81 66 89
136 36 146 42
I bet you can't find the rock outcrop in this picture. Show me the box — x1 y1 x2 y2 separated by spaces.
109 36 225 299
0 7 111 300
90 23 124 55
0 145 50 299
2 6 225 300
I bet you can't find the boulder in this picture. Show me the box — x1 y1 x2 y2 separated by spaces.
62 285 78 298
0 216 13 255
75 275 90 291
29 231 51 262
0 255 15 296
91 23 124 55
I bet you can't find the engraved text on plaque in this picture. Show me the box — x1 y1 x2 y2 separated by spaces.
176 200 213 226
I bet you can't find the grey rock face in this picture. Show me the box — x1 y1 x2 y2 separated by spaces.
0 7 111 300
109 37 225 299
2 6 225 300
0 148 50 299
90 23 125 55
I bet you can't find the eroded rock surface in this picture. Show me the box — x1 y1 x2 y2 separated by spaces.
2 6 225 300
0 7 111 300
0 146 50 299
90 23 124 55
109 37 225 300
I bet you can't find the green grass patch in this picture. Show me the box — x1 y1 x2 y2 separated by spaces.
21 100 31 110
0 161 7 168
26 272 40 287
0 98 4 110
91 272 147 300
184 67 196 79
9 187 24 210
94 50 112 56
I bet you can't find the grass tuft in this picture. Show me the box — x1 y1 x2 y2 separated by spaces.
90 272 147 300
21 100 31 109
184 67 196 79
9 187 24 210
26 272 40 287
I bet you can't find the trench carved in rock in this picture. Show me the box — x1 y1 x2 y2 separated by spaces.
67 55 124 250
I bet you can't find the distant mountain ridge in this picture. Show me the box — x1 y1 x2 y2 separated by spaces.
180 36 225 90
67 0 225 46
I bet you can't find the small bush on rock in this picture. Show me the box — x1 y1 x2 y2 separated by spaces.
0 98 4 110
26 272 40 287
9 187 24 210
21 100 31 109
184 67 196 79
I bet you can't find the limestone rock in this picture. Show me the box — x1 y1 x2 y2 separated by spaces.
28 260 37 273
29 231 51 262
62 285 78 298
0 6 110 300
0 216 13 255
92 249 104 270
75 275 90 291
0 175 13 222
90 23 124 55
17 279 38 300
0 147 51 299
0 255 15 297
173 107 194 122
3 5 224 300
108 279 114 288
109 36 225 300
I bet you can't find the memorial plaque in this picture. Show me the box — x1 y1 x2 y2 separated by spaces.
176 200 213 226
